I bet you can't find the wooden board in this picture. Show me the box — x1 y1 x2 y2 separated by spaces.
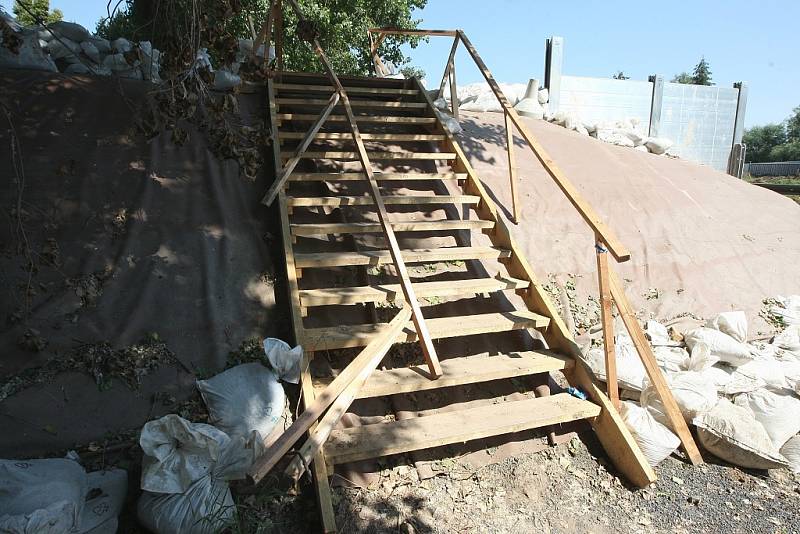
279 132 446 141
324 393 600 465
275 82 419 95
290 219 494 236
313 350 573 399
280 150 457 160
299 275 529 306
288 172 466 181
294 246 510 268
277 113 437 124
287 194 479 207
300 310 551 351
277 97 427 109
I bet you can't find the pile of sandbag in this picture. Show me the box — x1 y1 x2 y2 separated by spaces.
136 338 299 533
196 39 274 91
584 298 800 473
0 11 163 81
544 112 674 155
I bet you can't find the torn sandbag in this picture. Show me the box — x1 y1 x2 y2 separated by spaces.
76 468 128 534
137 414 257 534
693 399 788 470
640 371 717 427
263 338 302 384
684 327 755 366
734 389 800 449
197 362 286 440
705 311 748 343
584 333 647 391
619 401 680 467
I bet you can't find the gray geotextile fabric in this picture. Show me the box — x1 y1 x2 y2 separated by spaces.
0 71 283 456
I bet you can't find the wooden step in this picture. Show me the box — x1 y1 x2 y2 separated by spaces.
280 151 456 161
323 393 600 465
299 275 529 307
313 350 573 399
287 195 480 208
275 83 419 96
277 114 436 124
279 132 446 141
300 310 550 350
277 97 427 109
290 219 494 236
294 246 511 268
288 172 466 182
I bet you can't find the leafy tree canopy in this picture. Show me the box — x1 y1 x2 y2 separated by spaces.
671 72 692 84
692 56 712 85
786 105 800 143
612 71 629 80
743 124 787 163
13 0 62 26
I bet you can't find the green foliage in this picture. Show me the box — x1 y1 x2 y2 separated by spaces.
768 140 800 161
692 56 712 85
12 0 62 25
95 1 140 41
612 71 629 80
671 72 692 84
786 105 800 142
743 124 787 163
400 65 425 79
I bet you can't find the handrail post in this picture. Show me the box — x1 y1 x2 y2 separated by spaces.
595 237 618 409
449 58 459 120
504 110 519 223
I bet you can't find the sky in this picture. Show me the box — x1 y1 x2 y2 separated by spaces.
3 0 798 127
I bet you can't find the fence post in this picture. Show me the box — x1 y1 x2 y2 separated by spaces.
544 36 563 113
648 74 664 137
728 82 749 177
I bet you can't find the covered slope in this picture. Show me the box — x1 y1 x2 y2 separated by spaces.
0 71 283 455
457 111 800 329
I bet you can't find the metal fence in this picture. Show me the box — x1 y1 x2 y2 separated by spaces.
744 161 800 177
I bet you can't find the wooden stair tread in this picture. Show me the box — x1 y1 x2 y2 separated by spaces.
277 114 437 124
280 151 456 160
274 82 419 95
300 310 551 350
323 393 600 465
279 132 445 141
291 220 494 236
294 246 511 268
299 275 529 306
276 97 427 109
313 350 574 399
288 172 466 182
287 195 480 207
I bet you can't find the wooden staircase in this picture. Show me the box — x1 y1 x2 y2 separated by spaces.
264 71 651 531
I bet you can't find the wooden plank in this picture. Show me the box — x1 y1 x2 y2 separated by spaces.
313 350 573 399
449 57 459 121
289 171 465 182
279 132 445 141
608 268 703 465
504 110 519 223
275 82 418 95
247 306 411 484
277 97 427 109
251 0 275 62
290 219 494 236
438 36 459 99
324 393 600 465
299 275 529 306
280 150 457 160
412 76 657 487
287 194 479 207
294 246 511 268
456 31 631 263
300 310 551 351
275 69 406 87
276 113 436 124
370 28 458 37
262 92 340 206
595 239 619 409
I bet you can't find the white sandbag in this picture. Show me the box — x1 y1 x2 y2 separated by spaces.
653 346 689 374
644 137 673 155
645 320 673 346
432 97 448 110
0 29 57 72
64 62 91 74
780 435 800 473
80 40 100 64
263 338 302 384
435 109 462 135
596 129 635 147
705 311 747 342
584 334 647 391
214 69 241 90
88 36 111 54
137 475 233 534
779 360 800 394
111 37 132 53
619 401 680 466
684 341 719 372
46 37 81 60
537 87 549 104
49 21 89 42
77 469 127 534
102 52 132 71
0 458 87 534
697 363 735 392
640 371 718 428
773 325 800 353
197 362 285 440
732 358 788 390
734 389 800 448
683 327 754 366
770 295 800 326
617 128 645 146
722 373 766 395
693 399 788 470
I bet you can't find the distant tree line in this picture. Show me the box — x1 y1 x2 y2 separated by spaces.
13 0 63 25
612 57 713 85
743 106 800 162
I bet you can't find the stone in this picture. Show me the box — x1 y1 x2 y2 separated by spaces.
0 29 58 72
88 36 111 54
80 40 101 64
112 37 132 53
64 62 90 74
46 37 80 60
49 21 90 42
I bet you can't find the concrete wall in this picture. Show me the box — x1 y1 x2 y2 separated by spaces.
545 36 747 175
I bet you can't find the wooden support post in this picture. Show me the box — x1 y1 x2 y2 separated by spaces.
595 238 618 409
438 36 459 100
369 32 388 76
252 1 275 62
284 306 413 482
504 110 519 223
274 0 284 71
607 267 703 465
262 92 340 206
449 60 459 120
